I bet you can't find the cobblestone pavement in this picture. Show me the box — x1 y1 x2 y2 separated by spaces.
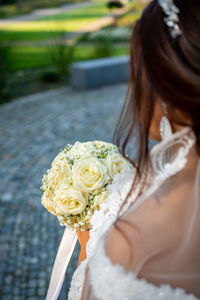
0 83 127 300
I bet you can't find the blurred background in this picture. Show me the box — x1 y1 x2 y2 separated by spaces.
0 0 147 299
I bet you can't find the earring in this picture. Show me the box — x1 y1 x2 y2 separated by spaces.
160 102 173 141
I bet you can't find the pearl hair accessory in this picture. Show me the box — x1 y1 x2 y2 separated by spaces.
158 0 182 38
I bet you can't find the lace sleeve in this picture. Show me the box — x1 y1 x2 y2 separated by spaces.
104 150 200 298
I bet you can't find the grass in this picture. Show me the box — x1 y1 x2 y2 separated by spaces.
2 42 129 102
0 2 111 42
0 30 62 42
0 1 142 102
0 18 100 32
116 0 145 27
117 10 141 27
0 0 80 19
8 44 129 71
5 68 64 101
0 4 31 19
38 2 108 20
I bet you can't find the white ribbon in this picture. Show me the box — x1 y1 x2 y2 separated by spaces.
46 228 77 300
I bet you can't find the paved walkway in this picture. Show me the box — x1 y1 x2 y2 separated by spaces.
0 83 127 300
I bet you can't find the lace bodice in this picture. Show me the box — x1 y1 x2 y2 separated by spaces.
68 128 200 300
89 237 198 300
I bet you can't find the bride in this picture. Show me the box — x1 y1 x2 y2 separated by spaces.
67 0 200 299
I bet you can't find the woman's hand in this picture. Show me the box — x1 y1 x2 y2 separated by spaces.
76 228 90 266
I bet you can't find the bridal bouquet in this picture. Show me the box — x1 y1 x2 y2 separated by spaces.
41 141 133 231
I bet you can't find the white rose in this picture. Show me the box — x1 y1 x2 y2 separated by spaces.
106 153 133 179
68 141 95 158
47 152 72 189
72 157 109 192
54 184 88 215
41 190 57 215
93 190 108 210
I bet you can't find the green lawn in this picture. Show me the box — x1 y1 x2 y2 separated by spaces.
0 0 72 18
118 10 141 27
8 44 129 71
0 30 62 41
0 2 110 42
0 1 135 72
0 1 143 101
38 2 109 21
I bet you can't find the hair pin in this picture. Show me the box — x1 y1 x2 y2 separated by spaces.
158 0 182 38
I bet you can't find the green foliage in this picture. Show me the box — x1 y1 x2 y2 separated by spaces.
48 33 75 79
0 44 128 103
0 0 99 19
0 30 60 42
92 27 113 58
40 70 61 82
0 4 31 18
8 47 49 71
1 68 64 101
7 44 128 71
107 0 124 11
0 44 12 104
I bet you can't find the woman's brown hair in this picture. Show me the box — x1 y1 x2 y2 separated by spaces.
113 0 200 196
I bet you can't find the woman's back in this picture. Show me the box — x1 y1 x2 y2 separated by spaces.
105 135 200 297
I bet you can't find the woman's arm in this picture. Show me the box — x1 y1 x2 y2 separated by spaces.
76 228 90 266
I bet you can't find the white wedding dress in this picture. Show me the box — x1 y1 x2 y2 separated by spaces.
68 126 200 300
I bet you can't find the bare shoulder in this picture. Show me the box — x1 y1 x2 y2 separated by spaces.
104 219 137 270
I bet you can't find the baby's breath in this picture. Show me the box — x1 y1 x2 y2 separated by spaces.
63 144 73 153
41 140 133 231
40 174 48 192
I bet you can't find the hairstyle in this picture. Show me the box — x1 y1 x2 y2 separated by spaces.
113 0 200 206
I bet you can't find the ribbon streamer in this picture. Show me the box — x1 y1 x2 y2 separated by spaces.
46 228 77 300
